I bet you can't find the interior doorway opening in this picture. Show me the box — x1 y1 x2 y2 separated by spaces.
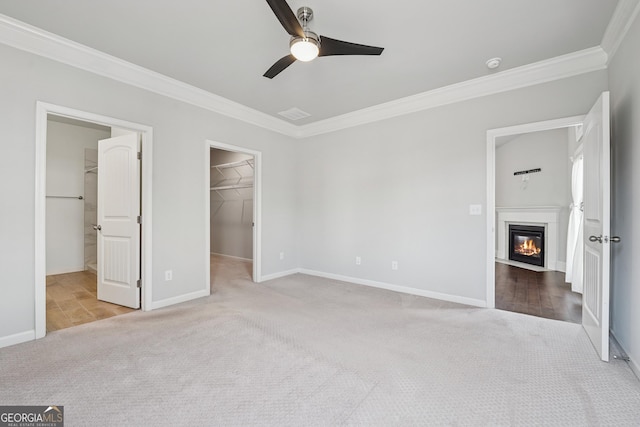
44 116 139 331
35 102 153 339
487 117 585 324
206 140 262 290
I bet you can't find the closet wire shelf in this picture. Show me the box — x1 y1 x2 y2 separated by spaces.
210 158 254 194
46 195 84 200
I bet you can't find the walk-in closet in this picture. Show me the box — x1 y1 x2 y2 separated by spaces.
210 148 255 283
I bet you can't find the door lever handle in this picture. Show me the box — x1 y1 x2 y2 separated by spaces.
610 236 621 243
92 224 102 231
589 235 602 243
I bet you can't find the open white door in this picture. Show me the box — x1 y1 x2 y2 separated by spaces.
97 133 141 309
582 92 611 362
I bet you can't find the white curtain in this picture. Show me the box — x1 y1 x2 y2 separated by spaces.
565 156 584 293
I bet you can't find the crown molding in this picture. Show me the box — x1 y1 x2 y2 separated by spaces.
601 0 640 62
297 47 607 138
0 14 299 137
0 13 609 140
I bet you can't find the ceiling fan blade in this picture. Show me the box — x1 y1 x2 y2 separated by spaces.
319 36 384 57
264 54 297 79
265 0 305 38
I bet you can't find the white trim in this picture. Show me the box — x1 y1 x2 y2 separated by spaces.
486 115 585 309
46 267 87 276
298 48 606 137
0 330 35 349
299 269 487 308
211 252 252 262
261 269 301 282
601 0 640 62
556 261 566 273
206 140 262 284
150 289 210 311
0 14 608 138
0 14 297 138
204 142 211 299
35 102 154 340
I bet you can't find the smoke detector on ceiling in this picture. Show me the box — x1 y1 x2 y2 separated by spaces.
486 57 502 70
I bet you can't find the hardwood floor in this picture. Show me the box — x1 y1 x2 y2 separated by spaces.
46 271 135 332
495 262 582 324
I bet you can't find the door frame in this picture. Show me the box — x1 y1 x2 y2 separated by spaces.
205 140 262 285
35 101 153 339
485 115 585 308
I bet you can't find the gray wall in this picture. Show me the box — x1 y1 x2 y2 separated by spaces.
609 12 640 374
495 128 571 263
45 120 109 274
297 71 608 302
496 129 570 208
0 43 298 340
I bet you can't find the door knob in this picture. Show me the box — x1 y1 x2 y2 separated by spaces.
93 224 102 231
610 236 621 243
589 235 602 243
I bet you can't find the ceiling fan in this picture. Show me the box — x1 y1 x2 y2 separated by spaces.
264 0 384 78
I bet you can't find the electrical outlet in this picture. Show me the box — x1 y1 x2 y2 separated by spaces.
355 256 361 265
165 270 173 281
391 261 398 270
279 252 285 260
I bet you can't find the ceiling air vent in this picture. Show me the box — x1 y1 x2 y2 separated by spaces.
278 107 311 121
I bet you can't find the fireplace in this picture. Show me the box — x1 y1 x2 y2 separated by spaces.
509 224 545 267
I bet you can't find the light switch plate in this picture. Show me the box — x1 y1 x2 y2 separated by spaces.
469 204 482 215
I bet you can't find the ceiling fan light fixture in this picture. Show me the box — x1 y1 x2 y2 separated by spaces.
290 33 319 62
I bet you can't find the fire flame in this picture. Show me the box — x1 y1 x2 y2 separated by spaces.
516 239 541 257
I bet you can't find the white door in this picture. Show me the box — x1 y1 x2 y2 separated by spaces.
582 92 611 362
97 133 141 309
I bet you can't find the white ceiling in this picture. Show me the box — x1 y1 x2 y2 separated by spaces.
0 0 619 124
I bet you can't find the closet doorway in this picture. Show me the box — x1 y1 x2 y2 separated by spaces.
46 115 133 332
44 116 140 331
35 102 153 339
206 141 261 288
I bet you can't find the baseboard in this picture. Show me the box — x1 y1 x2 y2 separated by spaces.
210 252 252 262
556 261 567 273
299 269 487 308
150 288 210 310
611 329 640 380
260 268 301 282
46 266 86 276
0 330 35 349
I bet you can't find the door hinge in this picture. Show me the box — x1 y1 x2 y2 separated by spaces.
137 152 141 160
137 215 142 224
136 279 142 288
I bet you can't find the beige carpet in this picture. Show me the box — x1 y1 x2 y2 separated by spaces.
1 255 639 426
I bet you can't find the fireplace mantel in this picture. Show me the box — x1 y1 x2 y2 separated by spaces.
496 206 563 272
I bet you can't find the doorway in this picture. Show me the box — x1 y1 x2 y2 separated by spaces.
35 102 153 339
486 116 586 321
206 141 261 288
492 126 583 323
44 116 138 331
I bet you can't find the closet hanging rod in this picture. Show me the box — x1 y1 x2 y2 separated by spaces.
46 195 84 200
210 184 253 191
210 159 254 170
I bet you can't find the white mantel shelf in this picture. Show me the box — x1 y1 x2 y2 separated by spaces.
496 206 563 272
